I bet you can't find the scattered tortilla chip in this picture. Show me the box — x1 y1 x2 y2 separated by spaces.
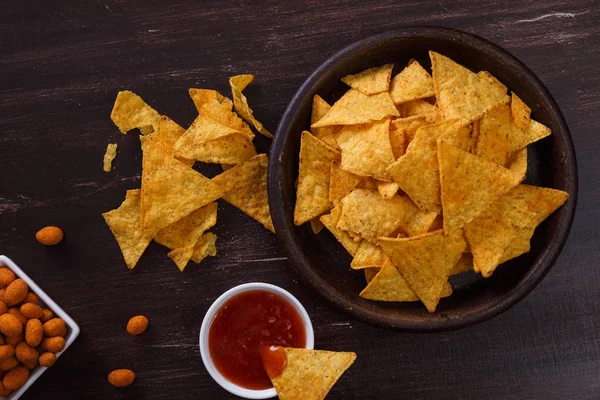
337 119 395 180
140 138 224 235
167 245 195 272
507 118 551 153
191 232 218 264
438 141 521 233
155 116 195 167
376 180 399 199
379 229 466 312
507 148 528 180
320 206 361 256
102 190 155 269
476 104 511 165
390 116 429 147
430 51 509 121
396 99 440 122
341 64 393 95
103 143 117 172
451 253 473 275
386 119 472 212
212 154 274 232
229 74 273 138
294 131 341 225
390 60 435 104
329 160 362 205
311 95 339 148
364 267 380 284
110 90 161 134
189 88 232 110
337 189 438 243
350 241 387 269
477 71 508 93
199 97 255 140
511 92 532 129
269 347 356 400
360 260 419 301
388 126 406 159
310 218 325 234
154 202 217 250
311 89 398 128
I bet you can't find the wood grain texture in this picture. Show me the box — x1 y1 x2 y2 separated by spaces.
0 0 598 399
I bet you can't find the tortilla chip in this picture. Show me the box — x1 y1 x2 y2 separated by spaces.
451 253 473 275
311 95 339 148
173 115 256 164
390 60 435 104
189 88 232 110
140 138 224 235
329 160 362 205
430 51 509 121
364 267 380 284
477 71 508 93
155 116 195 167
507 118 551 153
438 141 521 233
154 202 217 250
320 206 361 256
102 190 155 269
507 148 528 181
212 154 274 232
337 189 438 243
310 218 325 234
294 131 341 225
269 347 356 400
396 99 440 122
378 229 466 312
311 89 399 128
376 180 399 199
110 91 161 134
191 232 218 263
198 97 255 140
103 143 117 172
511 92 532 129
499 226 532 264
386 119 472 213
337 119 395 181
390 116 429 147
167 245 194 272
350 241 387 269
360 260 419 301
476 104 511 165
229 74 273 138
388 126 406 159
341 64 393 95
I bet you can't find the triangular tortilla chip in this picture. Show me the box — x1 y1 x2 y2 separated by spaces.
386 119 472 212
311 95 339 148
155 116 195 167
191 232 218 263
476 104 511 165
507 148 527 181
507 119 551 153
229 74 273 138
102 190 155 269
310 218 325 234
396 99 441 122
341 64 393 95
350 241 387 269
337 119 395 180
320 206 361 256
390 60 435 104
430 51 509 121
167 245 195 272
110 90 160 134
189 88 232 111
311 89 398 128
390 116 429 147
268 347 356 400
329 160 362 205
511 92 532 129
154 202 217 250
294 131 341 225
375 180 399 199
438 141 521 233
103 143 117 172
379 229 466 312
337 189 438 243
140 138 224 235
212 154 274 232
198 97 255 140
499 226 533 264
360 260 419 301
364 267 380 284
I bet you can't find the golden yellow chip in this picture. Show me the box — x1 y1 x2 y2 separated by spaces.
269 347 356 400
341 64 393 95
390 60 435 104
360 260 419 302
110 91 161 134
427 213 443 232
310 218 325 234
350 241 387 269
140 138 224 235
451 253 473 275
477 71 508 93
364 267 380 284
102 190 155 269
167 245 194 272
390 116 429 147
212 154 274 232
189 88 232 111
311 95 339 148
430 51 509 121
511 92 532 129
386 119 472 212
375 180 399 199
396 99 440 122
103 143 117 172
438 141 521 233
379 229 466 312
199 97 255 140
499 226 532 264
329 160 362 205
320 206 361 256
155 116 195 167
337 119 395 181
507 148 527 180
507 118 551 153
311 89 399 128
191 232 218 263
154 202 217 250
229 74 273 139
337 189 438 243
476 104 511 165
294 131 341 226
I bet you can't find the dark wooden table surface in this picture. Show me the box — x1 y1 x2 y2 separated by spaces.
1 1 599 399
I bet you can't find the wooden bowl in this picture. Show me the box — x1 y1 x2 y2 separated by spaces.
267 27 577 331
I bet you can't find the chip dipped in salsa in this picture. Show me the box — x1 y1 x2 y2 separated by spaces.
208 290 306 390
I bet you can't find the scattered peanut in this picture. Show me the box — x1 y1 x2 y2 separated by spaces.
108 369 136 387
126 315 149 336
35 226 64 246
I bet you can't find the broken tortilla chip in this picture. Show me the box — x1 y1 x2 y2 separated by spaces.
375 180 400 199
390 60 435 104
110 90 161 134
167 245 195 272
189 88 232 110
341 64 393 95
154 202 217 250
320 206 361 256
511 92 532 129
198 97 255 140
191 232 218 264
229 74 273 138
103 143 117 172
155 116 195 167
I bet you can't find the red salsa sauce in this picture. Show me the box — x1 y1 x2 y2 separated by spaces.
208 290 306 390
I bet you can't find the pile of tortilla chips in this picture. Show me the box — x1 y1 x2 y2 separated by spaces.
103 77 274 272
296 51 569 312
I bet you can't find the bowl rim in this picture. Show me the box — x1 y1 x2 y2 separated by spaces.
267 26 578 332
199 282 314 399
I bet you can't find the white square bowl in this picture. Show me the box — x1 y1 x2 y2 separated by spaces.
0 255 80 400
